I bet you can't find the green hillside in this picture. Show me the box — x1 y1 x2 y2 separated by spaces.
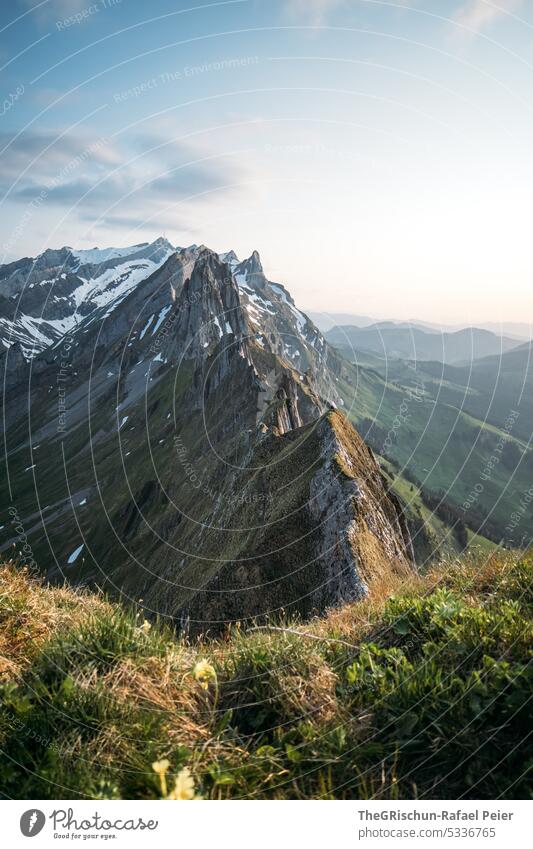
332 344 533 552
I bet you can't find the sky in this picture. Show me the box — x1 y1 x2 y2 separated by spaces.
0 0 532 324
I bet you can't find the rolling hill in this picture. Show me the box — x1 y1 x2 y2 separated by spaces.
328 341 533 552
325 323 522 365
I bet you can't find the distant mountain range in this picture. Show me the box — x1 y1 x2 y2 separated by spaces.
325 323 523 365
308 311 531 342
347 341 533 554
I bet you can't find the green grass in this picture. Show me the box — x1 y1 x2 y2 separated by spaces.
332 350 533 549
379 457 466 563
1 551 532 799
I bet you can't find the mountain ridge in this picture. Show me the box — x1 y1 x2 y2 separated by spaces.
325 323 523 365
1 237 413 633
309 311 531 341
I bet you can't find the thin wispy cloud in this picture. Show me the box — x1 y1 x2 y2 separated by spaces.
0 129 248 242
20 0 89 25
284 0 346 27
454 0 524 33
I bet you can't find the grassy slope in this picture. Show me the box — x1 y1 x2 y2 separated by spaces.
333 349 533 548
0 363 195 582
1 343 326 604
1 552 531 800
379 458 467 564
421 347 533 443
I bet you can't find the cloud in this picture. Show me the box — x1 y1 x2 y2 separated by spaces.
0 131 121 185
80 213 160 228
284 0 347 27
1 130 246 215
19 0 91 26
148 163 239 199
454 0 524 32
12 176 128 206
21 0 87 11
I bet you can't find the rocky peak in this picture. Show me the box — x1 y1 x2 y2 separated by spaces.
219 249 239 266
0 341 28 390
274 372 304 433
151 236 174 251
234 249 264 288
170 248 248 360
0 247 75 293
248 249 263 273
68 237 174 275
0 237 175 356
34 246 76 272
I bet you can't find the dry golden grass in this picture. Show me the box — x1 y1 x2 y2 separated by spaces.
0 560 107 681
303 547 522 647
0 548 520 683
426 547 518 595
0 550 530 799
101 652 210 748
275 654 339 724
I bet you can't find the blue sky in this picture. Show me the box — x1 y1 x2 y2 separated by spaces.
1 0 532 322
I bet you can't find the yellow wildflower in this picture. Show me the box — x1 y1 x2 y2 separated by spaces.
167 767 196 800
152 758 170 796
140 620 152 633
193 659 216 690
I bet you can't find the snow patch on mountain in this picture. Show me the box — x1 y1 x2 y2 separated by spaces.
72 258 167 311
219 250 239 268
0 239 174 357
71 243 154 265
269 283 307 331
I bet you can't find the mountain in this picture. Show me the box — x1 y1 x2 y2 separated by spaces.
308 313 471 335
418 343 533 443
470 321 532 341
0 241 412 633
0 238 175 357
306 311 384 332
326 323 522 365
310 312 531 341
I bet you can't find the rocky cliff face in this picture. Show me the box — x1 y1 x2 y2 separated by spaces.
0 237 413 633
